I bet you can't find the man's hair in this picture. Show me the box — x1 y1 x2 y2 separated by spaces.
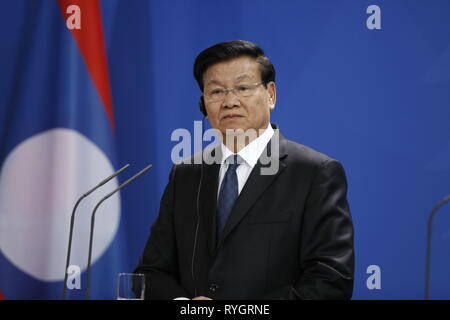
193 40 276 91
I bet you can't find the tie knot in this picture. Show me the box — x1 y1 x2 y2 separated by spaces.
226 154 243 170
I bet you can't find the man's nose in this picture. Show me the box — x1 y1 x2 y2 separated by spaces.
221 89 240 108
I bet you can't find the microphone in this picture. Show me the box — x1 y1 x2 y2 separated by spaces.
424 193 450 299
62 164 130 299
85 164 153 299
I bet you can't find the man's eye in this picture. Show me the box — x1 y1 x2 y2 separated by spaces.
237 86 250 92
210 89 223 95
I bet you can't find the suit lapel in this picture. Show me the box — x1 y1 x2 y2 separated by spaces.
214 129 288 255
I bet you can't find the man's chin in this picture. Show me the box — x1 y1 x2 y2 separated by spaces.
221 125 248 135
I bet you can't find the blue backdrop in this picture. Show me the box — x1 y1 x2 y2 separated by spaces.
0 0 449 299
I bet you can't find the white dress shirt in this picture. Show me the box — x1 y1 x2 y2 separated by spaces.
218 124 274 198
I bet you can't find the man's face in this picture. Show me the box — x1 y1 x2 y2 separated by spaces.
202 56 276 137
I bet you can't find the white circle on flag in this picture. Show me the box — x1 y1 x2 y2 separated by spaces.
0 128 121 282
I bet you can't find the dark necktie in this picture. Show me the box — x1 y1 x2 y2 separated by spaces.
217 155 241 233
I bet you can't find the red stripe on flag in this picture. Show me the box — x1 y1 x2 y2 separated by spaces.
57 0 115 131
0 291 6 300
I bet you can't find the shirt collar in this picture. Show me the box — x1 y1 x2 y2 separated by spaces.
220 123 275 168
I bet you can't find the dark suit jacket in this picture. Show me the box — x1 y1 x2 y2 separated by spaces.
135 124 354 300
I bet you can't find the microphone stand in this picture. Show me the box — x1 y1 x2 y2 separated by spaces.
62 164 130 299
424 194 450 299
85 164 152 299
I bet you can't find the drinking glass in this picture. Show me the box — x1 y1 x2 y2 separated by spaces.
117 273 145 300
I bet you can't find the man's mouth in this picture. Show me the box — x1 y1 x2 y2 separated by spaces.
222 114 244 120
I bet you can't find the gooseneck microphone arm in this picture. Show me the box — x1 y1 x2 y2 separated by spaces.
424 194 450 300
85 164 153 300
62 164 130 299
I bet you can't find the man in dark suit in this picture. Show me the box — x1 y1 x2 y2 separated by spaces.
135 40 354 300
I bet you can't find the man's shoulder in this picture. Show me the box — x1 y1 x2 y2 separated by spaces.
282 137 338 170
271 123 338 169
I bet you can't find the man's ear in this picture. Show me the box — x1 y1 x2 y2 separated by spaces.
267 81 276 110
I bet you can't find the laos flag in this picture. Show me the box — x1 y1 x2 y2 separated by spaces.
0 0 150 299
